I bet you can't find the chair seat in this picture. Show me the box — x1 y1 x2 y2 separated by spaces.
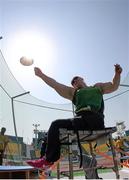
60 127 117 144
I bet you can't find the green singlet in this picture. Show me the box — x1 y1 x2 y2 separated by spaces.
73 86 103 113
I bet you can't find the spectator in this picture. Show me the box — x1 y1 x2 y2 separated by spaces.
0 127 9 165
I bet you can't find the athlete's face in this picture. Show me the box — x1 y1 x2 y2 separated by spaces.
72 76 87 88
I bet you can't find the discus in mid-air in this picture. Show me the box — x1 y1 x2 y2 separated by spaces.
20 56 34 66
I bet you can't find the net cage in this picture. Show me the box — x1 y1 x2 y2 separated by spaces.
0 50 129 162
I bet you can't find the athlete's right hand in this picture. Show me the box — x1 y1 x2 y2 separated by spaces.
34 67 43 78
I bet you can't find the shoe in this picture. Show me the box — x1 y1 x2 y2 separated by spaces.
26 157 53 169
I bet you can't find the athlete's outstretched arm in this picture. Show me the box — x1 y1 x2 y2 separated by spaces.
34 67 74 100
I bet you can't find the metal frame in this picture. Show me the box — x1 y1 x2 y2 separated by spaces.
59 127 120 179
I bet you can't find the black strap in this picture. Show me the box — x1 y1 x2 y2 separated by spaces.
71 118 83 168
76 129 83 168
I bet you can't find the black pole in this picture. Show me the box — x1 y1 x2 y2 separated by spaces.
120 84 129 87
11 91 30 163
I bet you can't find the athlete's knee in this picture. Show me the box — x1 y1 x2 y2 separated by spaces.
51 119 61 127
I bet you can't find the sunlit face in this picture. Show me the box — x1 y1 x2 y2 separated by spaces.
71 76 87 88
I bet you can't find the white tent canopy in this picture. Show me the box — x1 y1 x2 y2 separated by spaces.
0 50 73 143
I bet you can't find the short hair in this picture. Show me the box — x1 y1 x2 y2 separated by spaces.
71 76 79 85
1 127 6 132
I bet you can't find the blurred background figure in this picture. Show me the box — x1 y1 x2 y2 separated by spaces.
0 127 9 165
39 133 48 158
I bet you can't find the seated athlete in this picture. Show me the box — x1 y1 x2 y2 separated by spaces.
27 64 122 169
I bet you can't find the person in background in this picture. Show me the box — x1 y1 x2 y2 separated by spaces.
39 133 48 158
27 64 122 169
0 127 9 165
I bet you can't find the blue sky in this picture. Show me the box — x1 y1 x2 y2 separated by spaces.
0 0 129 140
0 0 128 103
